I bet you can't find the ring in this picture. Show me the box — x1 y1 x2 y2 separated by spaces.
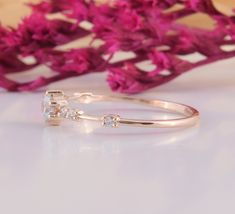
42 90 199 128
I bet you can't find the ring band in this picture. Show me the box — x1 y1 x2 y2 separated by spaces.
42 90 199 128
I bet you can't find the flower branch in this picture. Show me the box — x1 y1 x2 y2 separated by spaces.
0 0 235 93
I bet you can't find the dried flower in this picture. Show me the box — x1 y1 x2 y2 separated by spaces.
0 0 235 93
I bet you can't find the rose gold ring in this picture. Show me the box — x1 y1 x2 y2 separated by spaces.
42 90 199 128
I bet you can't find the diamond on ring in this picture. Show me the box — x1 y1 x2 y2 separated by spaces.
102 114 120 128
42 90 68 125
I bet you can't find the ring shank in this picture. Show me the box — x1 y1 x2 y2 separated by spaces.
69 93 199 128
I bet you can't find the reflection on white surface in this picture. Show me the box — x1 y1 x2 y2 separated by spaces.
42 123 199 158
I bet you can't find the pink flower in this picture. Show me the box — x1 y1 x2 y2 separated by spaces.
1 0 235 92
107 63 148 93
34 48 105 74
108 63 165 94
0 53 35 74
149 51 171 72
0 75 18 91
92 3 168 53
5 13 89 55
69 0 90 22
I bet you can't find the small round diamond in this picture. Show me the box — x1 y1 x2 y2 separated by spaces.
60 107 69 118
42 90 68 125
67 109 77 120
102 114 120 128
61 107 83 121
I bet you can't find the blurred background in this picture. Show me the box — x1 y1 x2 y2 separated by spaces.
0 0 234 27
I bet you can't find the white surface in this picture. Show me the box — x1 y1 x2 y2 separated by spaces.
0 57 235 214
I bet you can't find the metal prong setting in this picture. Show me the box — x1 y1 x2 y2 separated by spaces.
61 108 84 121
43 90 68 126
102 114 121 128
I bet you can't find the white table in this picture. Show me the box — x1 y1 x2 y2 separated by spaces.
0 56 235 214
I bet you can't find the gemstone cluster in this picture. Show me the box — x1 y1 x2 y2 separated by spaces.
42 90 68 125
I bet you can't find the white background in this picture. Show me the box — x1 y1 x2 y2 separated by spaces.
0 55 235 214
